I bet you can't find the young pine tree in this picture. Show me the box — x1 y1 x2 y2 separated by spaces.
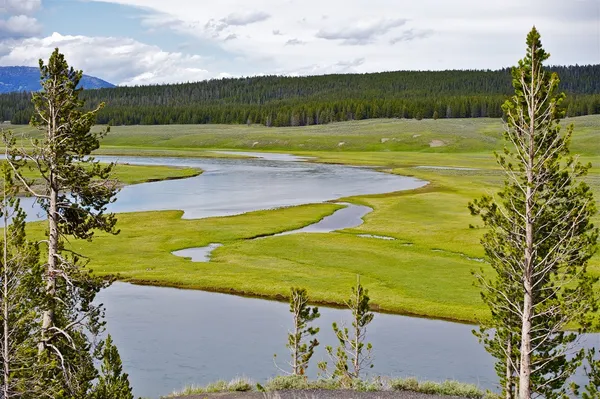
322 277 374 385
469 27 598 399
282 287 320 376
89 335 134 399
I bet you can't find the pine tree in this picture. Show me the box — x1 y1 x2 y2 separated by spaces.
321 276 374 386
569 349 600 399
0 149 44 398
469 27 598 399
6 48 124 397
89 335 134 399
279 287 320 376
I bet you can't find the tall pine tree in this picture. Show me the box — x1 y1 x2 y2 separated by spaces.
6 48 127 398
469 27 598 399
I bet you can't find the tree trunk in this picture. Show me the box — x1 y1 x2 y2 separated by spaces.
506 334 514 399
519 65 536 398
519 283 532 399
353 283 360 378
3 186 10 399
39 182 58 354
39 93 59 355
293 305 299 375
519 183 534 398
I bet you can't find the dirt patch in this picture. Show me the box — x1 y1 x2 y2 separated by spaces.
429 140 446 148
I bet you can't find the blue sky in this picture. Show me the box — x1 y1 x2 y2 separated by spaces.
0 0 598 85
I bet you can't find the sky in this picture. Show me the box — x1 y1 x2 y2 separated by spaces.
0 0 598 86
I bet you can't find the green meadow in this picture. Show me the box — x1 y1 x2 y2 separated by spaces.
3 161 201 187
20 115 600 323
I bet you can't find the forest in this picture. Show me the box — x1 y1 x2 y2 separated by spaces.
1 65 599 126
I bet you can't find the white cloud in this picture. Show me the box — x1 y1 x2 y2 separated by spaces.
205 10 270 36
0 0 41 15
82 0 598 77
0 33 212 85
285 38 305 46
0 14 40 38
221 11 270 26
0 0 42 39
390 29 433 44
1 0 596 84
316 18 408 45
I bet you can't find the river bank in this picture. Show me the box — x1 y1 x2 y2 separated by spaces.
171 390 477 399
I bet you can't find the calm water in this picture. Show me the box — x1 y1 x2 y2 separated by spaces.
97 283 498 398
20 152 598 397
173 202 373 261
20 153 424 221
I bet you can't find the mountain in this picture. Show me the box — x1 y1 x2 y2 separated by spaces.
0 66 115 93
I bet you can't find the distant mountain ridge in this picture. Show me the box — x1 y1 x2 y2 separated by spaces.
0 66 115 93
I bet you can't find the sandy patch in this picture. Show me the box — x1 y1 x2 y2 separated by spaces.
429 140 446 147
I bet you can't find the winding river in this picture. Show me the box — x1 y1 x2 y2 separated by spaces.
20 152 599 398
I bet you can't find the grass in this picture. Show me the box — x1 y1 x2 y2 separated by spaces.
163 375 494 398
5 161 201 187
164 377 254 397
26 203 345 295
7 114 599 156
391 377 493 398
105 163 201 185
18 115 600 323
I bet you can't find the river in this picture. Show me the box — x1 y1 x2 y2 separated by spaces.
19 152 599 398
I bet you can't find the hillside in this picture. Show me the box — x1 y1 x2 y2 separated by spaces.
0 66 114 94
1 65 599 126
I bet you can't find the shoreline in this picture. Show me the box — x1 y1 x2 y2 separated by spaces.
89 150 481 324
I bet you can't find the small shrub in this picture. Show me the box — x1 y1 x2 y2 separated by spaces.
440 380 484 398
265 375 342 391
391 377 419 391
163 385 206 398
265 375 310 390
308 379 339 390
227 377 254 392
418 380 440 394
163 377 253 397
391 378 484 399
204 380 228 392
352 377 385 392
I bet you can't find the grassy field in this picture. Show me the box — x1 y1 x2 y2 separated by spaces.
7 115 600 155
7 161 201 187
17 115 600 323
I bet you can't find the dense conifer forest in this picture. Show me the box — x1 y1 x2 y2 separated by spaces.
1 65 599 126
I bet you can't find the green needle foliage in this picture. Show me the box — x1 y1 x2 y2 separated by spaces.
2 65 600 126
569 348 600 399
0 160 44 398
280 287 320 376
90 335 134 399
469 27 598 399
321 277 374 386
3 49 131 398
582 349 600 399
